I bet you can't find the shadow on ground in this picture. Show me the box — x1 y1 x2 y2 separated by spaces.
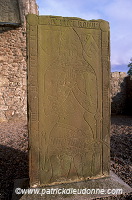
110 115 132 188
0 145 28 200
111 115 132 126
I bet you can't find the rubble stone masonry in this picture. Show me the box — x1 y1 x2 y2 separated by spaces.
0 0 38 121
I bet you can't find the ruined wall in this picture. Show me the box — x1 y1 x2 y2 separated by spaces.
0 0 38 121
110 72 127 114
19 0 38 23
126 76 132 115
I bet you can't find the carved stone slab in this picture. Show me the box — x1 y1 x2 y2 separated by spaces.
27 15 110 187
0 0 21 25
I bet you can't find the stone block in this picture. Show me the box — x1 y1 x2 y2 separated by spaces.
27 15 110 187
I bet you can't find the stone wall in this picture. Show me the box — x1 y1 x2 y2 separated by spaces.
0 0 38 121
110 72 128 114
126 76 132 115
19 0 38 23
110 72 132 115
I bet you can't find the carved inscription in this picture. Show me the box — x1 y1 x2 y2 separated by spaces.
39 16 100 29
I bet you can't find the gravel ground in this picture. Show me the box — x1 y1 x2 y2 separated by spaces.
110 115 132 188
0 115 132 200
0 121 28 200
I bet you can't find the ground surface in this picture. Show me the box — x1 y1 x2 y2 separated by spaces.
0 115 132 200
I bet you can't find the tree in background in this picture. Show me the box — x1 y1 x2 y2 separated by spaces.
127 58 132 75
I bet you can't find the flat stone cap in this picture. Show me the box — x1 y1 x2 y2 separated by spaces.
26 14 109 31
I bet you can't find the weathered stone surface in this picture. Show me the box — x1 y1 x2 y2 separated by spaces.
19 0 39 23
0 0 21 25
27 15 110 187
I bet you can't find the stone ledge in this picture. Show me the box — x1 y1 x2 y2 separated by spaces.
12 171 132 200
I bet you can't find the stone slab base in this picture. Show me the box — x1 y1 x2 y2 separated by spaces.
12 171 132 200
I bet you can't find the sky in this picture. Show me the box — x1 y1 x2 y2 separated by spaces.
36 0 132 72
